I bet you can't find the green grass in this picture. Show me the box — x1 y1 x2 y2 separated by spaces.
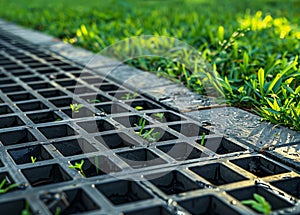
242 193 271 214
0 0 299 130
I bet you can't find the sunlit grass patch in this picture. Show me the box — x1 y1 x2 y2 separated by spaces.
0 0 299 130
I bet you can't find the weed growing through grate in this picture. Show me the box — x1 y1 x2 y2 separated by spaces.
140 128 160 142
241 193 271 215
135 117 160 143
69 103 83 113
121 92 138 100
70 156 121 177
69 160 86 177
55 207 61 215
200 133 206 146
87 99 101 104
0 178 19 194
153 112 164 122
134 106 144 111
21 201 31 215
128 100 160 110
30 156 36 163
134 117 146 131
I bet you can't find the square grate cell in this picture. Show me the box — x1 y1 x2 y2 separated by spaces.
8 92 36 102
27 111 62 124
52 138 97 157
117 149 167 169
227 185 293 213
0 115 25 129
49 97 79 108
77 120 115 133
17 101 49 112
0 128 37 146
62 107 94 119
41 188 100 214
38 124 78 139
169 122 211 137
0 105 13 115
8 145 52 164
22 164 71 187
96 180 153 205
95 132 140 149
0 199 33 215
157 142 208 161
270 177 300 199
198 137 246 155
146 170 203 195
69 155 121 177
189 163 247 186
178 195 241 215
230 156 289 177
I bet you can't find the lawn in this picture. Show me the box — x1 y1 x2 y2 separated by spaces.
0 0 299 130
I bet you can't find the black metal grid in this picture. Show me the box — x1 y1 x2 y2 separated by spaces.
0 29 299 215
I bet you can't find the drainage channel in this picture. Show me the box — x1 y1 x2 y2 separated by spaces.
0 29 299 215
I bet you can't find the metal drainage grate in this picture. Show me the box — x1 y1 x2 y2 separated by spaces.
0 29 299 215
